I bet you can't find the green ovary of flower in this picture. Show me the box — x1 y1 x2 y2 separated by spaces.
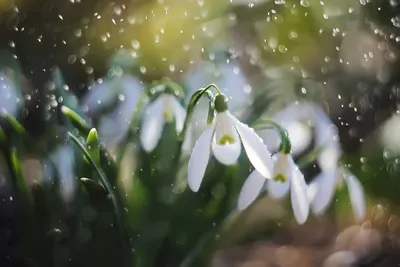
219 134 235 145
273 173 287 183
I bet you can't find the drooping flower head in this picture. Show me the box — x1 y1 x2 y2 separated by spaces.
260 101 366 221
82 74 142 147
188 89 274 192
238 120 309 224
140 87 188 153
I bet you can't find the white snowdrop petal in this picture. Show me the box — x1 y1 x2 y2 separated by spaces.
310 170 338 216
140 96 165 152
268 154 290 199
211 134 241 165
211 141 241 165
212 112 241 165
172 96 187 134
344 171 366 221
237 170 266 210
229 113 274 178
181 125 193 153
51 145 76 202
188 127 214 192
82 79 117 114
318 143 342 171
290 164 309 224
261 102 316 155
268 177 290 199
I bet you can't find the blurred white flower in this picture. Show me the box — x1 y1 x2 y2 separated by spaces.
0 73 19 117
309 166 366 221
47 145 76 202
188 95 273 192
259 101 366 220
380 114 400 151
81 74 142 147
140 93 188 153
260 101 317 155
238 152 309 224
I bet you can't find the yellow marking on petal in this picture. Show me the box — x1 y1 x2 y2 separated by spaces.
219 134 235 145
163 111 173 122
273 173 287 183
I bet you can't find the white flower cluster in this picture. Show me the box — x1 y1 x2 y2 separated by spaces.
187 99 366 225
83 78 366 225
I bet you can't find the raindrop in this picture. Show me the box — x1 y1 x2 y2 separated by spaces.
74 29 82 38
289 31 298 39
169 64 175 72
22 109 29 118
140 66 146 73
371 204 385 221
388 215 400 232
392 16 400 28
118 94 125 101
131 40 140 50
300 0 309 7
68 55 77 64
243 84 252 94
278 45 287 53
273 14 284 23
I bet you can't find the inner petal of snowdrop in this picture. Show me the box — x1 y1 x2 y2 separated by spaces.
215 112 238 144
212 112 241 165
273 153 290 182
163 94 175 122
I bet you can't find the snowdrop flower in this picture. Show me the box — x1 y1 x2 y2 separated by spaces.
238 125 309 224
140 92 187 152
46 145 76 202
260 101 366 220
188 94 273 192
82 74 142 147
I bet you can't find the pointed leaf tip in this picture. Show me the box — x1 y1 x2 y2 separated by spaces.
61 105 90 134
86 128 100 164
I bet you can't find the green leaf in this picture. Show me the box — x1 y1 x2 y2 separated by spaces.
1 111 28 137
0 127 7 148
80 177 107 199
8 148 31 213
61 106 90 135
67 132 132 267
86 128 100 165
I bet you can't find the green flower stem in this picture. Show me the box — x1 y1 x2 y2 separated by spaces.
178 85 218 142
67 132 132 267
252 119 291 154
